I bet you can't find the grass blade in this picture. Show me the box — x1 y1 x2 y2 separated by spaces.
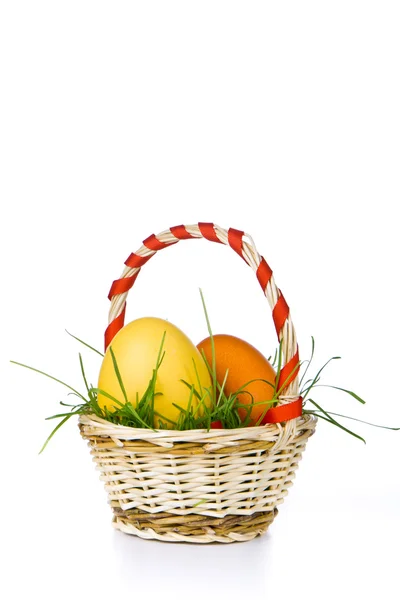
45 410 82 420
181 379 202 400
39 414 72 454
65 330 104 356
10 360 87 403
309 409 399 431
301 356 341 400
299 336 315 388
199 289 217 403
79 353 91 395
217 368 229 406
109 346 128 403
311 384 366 404
91 387 125 407
306 399 366 443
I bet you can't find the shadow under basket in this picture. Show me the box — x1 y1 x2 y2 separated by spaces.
79 413 317 543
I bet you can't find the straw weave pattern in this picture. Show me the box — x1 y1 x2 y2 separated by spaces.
80 413 316 543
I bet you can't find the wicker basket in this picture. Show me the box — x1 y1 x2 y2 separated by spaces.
79 222 317 543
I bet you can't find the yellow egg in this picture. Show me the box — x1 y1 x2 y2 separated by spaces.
97 317 212 427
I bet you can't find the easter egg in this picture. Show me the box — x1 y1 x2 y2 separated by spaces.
196 334 276 426
98 317 212 427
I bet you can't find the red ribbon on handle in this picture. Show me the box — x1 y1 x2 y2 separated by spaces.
261 397 303 424
106 223 303 424
210 398 303 429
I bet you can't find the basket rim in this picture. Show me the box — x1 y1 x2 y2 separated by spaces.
79 412 317 446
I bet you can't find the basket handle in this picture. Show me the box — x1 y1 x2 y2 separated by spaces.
106 222 301 416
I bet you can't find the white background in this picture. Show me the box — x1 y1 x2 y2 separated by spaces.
1 2 399 599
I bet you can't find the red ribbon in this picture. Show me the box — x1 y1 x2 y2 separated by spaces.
261 397 303 424
210 398 302 429
104 305 126 352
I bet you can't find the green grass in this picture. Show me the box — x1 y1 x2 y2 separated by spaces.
10 291 399 452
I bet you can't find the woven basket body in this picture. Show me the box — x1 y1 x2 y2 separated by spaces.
80 223 317 543
80 414 316 543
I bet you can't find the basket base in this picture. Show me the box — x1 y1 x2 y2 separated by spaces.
112 507 278 544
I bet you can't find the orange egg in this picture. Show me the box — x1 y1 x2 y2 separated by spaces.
196 334 276 426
